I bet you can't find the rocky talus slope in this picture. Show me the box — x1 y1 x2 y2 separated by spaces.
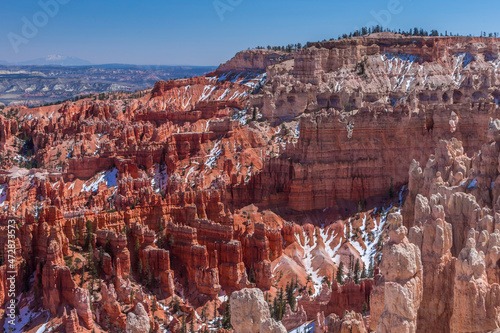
0 33 500 332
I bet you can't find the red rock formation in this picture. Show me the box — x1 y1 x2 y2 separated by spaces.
228 34 500 216
100 282 127 329
217 240 249 290
326 311 367 333
42 241 93 329
62 307 82 333
281 304 307 330
96 229 131 278
215 49 291 74
327 280 373 317
143 246 175 297
370 213 423 332
0 115 16 149
408 194 455 332
450 236 500 332
242 223 272 289
298 284 331 320
164 221 221 296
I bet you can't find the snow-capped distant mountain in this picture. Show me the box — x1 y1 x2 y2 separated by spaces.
17 55 92 66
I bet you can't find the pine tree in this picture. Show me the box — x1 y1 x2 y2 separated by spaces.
144 258 153 286
201 304 207 322
286 279 296 311
157 220 165 248
354 259 361 284
362 301 368 315
222 299 232 329
85 220 93 251
389 177 394 198
138 260 143 279
97 247 105 275
80 260 85 287
134 237 140 273
248 265 256 283
361 266 367 279
336 262 344 285
322 276 331 288
173 297 180 313
271 296 279 320
87 244 97 278
189 319 195 333
180 313 187 333
151 296 158 313
277 287 285 320
105 235 112 254
368 258 374 277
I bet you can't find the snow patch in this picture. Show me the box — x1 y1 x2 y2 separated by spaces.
0 185 7 205
199 85 216 102
152 165 168 193
468 178 478 189
295 231 323 297
82 168 118 192
3 295 50 333
205 140 222 169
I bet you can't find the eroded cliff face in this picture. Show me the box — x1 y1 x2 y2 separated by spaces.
1 34 500 332
229 33 500 214
377 124 500 332
216 49 293 74
371 213 423 333
407 195 455 332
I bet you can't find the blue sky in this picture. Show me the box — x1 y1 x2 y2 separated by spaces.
1 0 499 66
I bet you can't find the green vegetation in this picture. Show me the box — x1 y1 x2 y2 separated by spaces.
222 297 232 329
286 278 298 311
252 43 303 52
336 261 345 285
251 27 500 55
354 259 361 284
84 220 94 251
368 258 375 278
271 287 286 320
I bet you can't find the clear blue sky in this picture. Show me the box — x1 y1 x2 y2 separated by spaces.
1 0 499 66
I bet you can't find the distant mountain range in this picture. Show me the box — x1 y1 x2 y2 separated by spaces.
2 55 92 67
1 55 213 68
0 63 216 107
19 55 92 66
